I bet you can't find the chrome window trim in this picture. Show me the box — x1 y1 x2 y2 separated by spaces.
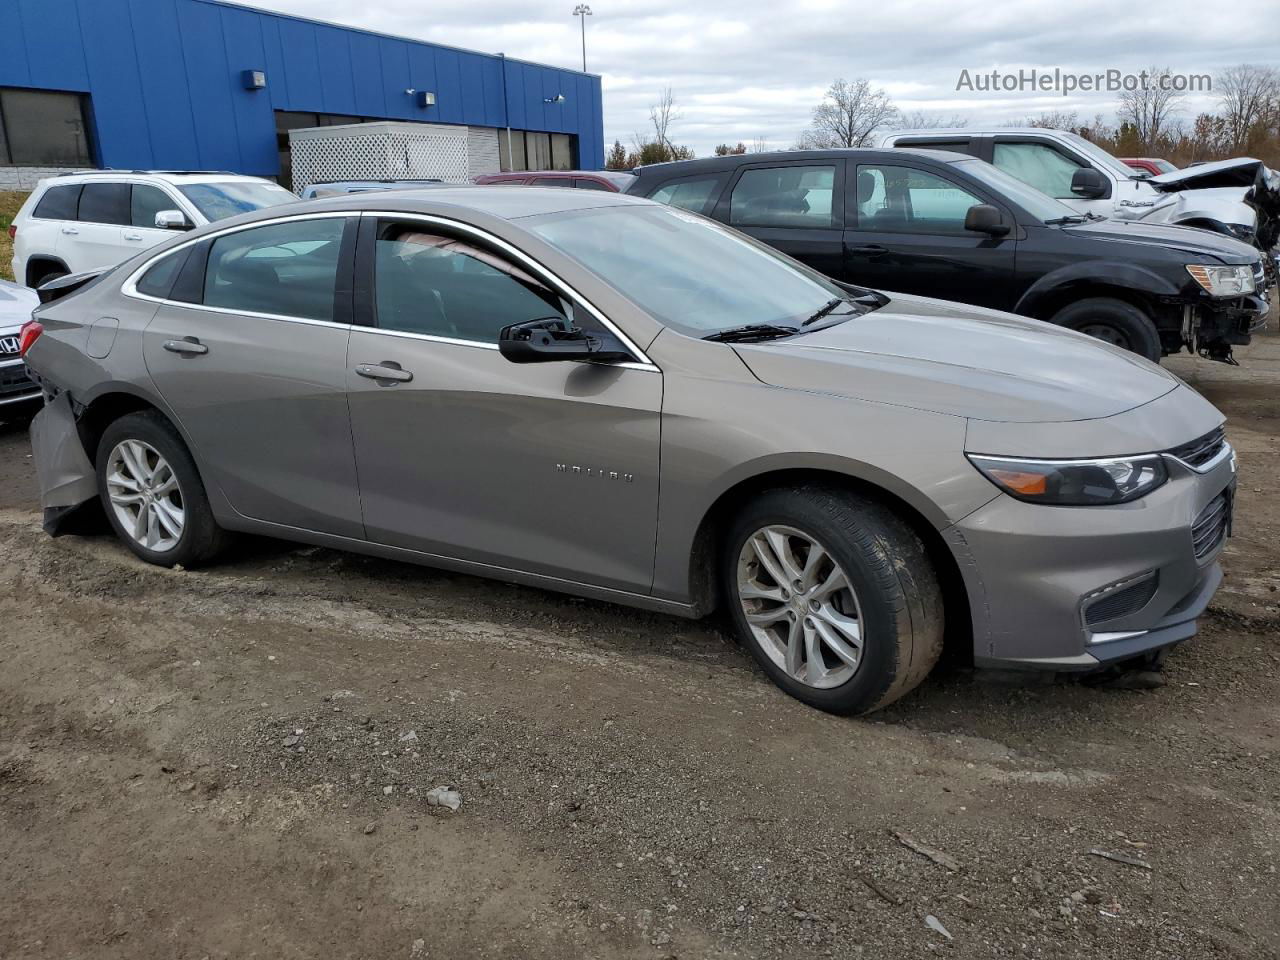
358 210 658 370
118 208 660 372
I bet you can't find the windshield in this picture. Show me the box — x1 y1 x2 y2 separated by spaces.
525 205 858 337
954 159 1083 223
1057 132 1143 180
179 181 297 221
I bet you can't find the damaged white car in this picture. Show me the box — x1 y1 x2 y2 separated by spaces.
882 128 1280 285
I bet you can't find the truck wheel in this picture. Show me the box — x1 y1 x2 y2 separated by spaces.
722 485 944 715
1051 297 1162 362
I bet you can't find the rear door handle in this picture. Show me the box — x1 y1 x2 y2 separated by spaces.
123 230 144 241
60 227 79 236
356 362 413 383
847 244 888 255
163 337 208 356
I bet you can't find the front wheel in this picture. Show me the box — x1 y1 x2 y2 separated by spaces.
1051 297 1162 362
721 486 944 715
95 411 227 567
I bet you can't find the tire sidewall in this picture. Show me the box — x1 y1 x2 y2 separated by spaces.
721 490 903 714
95 413 205 567
1054 298 1162 362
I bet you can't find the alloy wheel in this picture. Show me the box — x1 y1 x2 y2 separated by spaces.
105 439 185 553
735 525 864 689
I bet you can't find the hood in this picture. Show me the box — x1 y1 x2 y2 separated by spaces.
735 294 1178 424
1060 217 1260 262
1149 157 1268 191
0 279 38 331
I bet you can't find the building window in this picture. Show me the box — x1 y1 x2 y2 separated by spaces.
499 130 576 172
0 88 92 167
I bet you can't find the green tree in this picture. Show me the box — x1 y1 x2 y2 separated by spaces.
605 139 629 170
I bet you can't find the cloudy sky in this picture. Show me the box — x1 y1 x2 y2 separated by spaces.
251 0 1279 155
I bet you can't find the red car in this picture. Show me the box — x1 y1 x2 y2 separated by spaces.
1121 158 1179 177
473 170 634 192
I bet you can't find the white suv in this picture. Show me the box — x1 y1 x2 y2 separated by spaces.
10 171 299 288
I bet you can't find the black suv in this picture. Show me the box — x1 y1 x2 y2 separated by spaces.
627 149 1270 362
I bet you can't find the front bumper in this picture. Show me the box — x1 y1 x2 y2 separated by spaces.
949 441 1236 670
0 357 41 409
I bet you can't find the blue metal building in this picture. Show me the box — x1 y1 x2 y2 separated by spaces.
0 0 604 183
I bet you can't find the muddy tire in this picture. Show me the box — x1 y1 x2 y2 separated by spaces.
95 411 228 568
1051 297 1162 362
721 485 944 715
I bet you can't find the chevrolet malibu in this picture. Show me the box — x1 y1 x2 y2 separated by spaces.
20 189 1236 714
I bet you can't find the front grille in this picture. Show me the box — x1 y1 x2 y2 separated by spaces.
1085 574 1159 626
1192 491 1232 560
0 361 36 396
1168 427 1227 469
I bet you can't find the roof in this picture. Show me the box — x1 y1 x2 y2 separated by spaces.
632 147 976 178
48 170 275 185
300 184 648 220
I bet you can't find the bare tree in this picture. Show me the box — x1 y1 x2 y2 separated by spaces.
1117 66 1183 151
1010 109 1082 130
799 78 899 148
898 110 968 130
749 136 771 153
1217 64 1280 151
649 87 682 154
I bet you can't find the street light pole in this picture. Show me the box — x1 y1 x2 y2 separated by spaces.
572 4 592 73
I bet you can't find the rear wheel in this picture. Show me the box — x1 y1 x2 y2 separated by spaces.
721 486 943 714
95 411 227 567
1051 297 1162 362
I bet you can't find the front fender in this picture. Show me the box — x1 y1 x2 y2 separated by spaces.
1015 261 1182 317
1146 188 1256 232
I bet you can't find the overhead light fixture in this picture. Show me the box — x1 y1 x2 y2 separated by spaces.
241 70 266 90
418 91 436 108
544 94 566 104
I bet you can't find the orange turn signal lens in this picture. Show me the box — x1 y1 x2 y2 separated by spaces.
986 469 1047 496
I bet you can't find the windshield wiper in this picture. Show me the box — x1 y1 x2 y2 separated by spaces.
1043 214 1088 225
800 297 848 327
703 323 799 343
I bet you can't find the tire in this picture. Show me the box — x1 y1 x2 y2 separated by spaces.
29 266 68 289
721 486 944 715
95 411 227 567
1050 297 1162 362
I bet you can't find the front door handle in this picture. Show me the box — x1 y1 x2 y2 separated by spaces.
163 337 208 356
123 230 144 241
356 362 413 383
61 227 79 236
847 244 888 255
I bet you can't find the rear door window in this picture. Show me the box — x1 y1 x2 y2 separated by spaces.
574 178 612 191
531 177 572 187
729 165 836 228
203 217 347 322
32 184 83 220
77 182 131 225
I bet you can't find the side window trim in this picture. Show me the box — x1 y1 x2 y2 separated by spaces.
352 210 657 369
118 211 358 328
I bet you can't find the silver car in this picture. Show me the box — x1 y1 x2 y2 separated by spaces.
20 188 1236 714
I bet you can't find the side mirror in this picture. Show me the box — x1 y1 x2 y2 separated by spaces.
1070 168 1109 199
155 209 193 231
964 203 1010 236
498 317 631 364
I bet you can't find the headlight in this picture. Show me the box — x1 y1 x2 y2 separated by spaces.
1186 263 1255 297
967 454 1168 505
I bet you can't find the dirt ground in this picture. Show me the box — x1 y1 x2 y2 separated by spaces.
1 334 1278 960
